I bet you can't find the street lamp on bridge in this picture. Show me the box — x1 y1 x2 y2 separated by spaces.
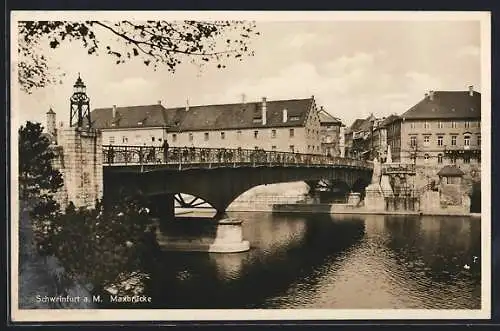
70 73 91 128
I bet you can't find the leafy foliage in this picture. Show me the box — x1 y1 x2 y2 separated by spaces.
18 20 260 93
31 195 158 295
18 121 63 200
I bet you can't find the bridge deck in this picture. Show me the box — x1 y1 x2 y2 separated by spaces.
102 145 373 170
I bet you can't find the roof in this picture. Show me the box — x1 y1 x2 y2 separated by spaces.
401 90 481 120
437 165 465 177
91 104 169 129
346 118 373 134
90 97 314 131
47 107 55 115
380 114 400 127
318 107 342 125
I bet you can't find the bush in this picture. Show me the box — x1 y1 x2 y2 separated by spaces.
31 195 159 296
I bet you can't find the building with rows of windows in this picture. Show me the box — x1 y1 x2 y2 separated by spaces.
394 86 481 166
345 86 481 168
90 96 326 154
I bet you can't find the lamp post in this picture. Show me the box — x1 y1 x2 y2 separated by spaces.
69 73 91 128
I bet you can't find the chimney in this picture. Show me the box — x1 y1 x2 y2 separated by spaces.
186 98 190 111
429 91 434 101
282 108 288 123
112 105 117 119
157 100 162 105
261 97 267 125
468 85 474 96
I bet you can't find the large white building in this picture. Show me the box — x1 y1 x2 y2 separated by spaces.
90 96 324 154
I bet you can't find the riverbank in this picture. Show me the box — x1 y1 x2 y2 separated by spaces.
272 203 478 217
179 204 479 217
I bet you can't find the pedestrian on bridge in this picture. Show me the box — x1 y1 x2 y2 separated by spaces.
162 140 169 163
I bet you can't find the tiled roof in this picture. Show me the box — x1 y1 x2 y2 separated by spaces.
401 91 481 120
318 108 342 125
91 104 167 129
91 98 314 131
347 118 373 133
437 165 465 177
379 114 401 127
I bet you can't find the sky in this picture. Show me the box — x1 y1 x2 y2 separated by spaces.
15 18 482 128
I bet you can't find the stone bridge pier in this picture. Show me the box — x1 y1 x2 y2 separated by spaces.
104 165 371 253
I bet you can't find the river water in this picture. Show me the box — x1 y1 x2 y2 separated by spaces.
125 212 481 309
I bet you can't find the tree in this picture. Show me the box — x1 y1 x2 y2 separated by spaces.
32 195 159 297
19 121 63 201
17 20 260 93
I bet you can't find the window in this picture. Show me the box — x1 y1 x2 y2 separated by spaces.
237 130 242 139
172 134 177 142
289 129 295 138
423 135 430 146
464 135 470 146
189 133 193 142
109 136 115 145
451 121 457 128
272 146 276 150
451 156 457 164
437 136 443 146
410 136 417 147
424 121 430 129
438 121 443 129
465 121 470 128
271 129 276 138
122 136 128 143
437 154 443 164
151 136 155 142
451 135 457 146
254 130 259 139
424 153 430 163
289 145 295 152
410 122 415 129
204 132 209 141
221 132 225 140
477 135 481 146
308 145 311 151
464 155 470 164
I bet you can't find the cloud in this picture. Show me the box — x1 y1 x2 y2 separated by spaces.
199 51 411 126
102 77 159 107
285 33 319 48
405 71 442 91
456 45 480 58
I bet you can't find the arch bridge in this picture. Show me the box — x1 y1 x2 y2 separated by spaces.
103 145 373 221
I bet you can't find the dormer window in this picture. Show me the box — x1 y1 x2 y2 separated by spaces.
137 121 143 126
290 116 300 121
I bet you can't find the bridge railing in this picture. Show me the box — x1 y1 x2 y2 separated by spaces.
102 145 373 169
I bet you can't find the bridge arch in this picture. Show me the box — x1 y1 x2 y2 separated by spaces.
104 159 372 219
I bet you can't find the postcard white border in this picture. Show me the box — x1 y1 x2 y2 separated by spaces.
10 10 492 322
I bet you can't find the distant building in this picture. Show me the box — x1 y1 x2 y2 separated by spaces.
318 106 343 157
396 86 481 166
344 113 377 160
372 114 400 162
91 96 323 154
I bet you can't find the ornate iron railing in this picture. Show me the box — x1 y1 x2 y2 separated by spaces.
102 145 373 169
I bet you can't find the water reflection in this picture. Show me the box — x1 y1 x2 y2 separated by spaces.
119 213 481 309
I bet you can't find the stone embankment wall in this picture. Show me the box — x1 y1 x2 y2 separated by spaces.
227 181 312 211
